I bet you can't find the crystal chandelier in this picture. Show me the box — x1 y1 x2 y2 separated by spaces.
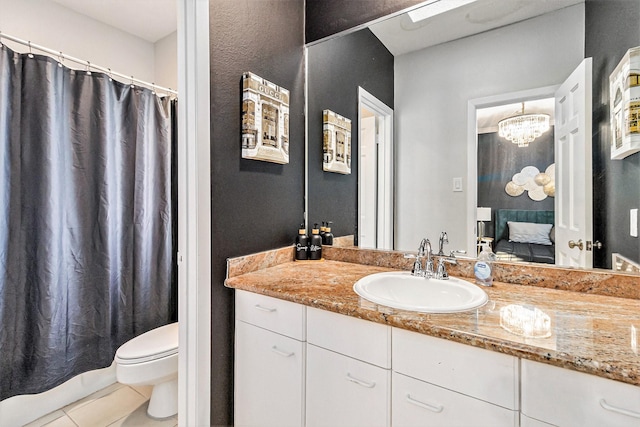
498 102 550 147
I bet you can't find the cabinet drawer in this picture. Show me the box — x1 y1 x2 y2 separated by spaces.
392 372 518 427
392 328 519 409
307 307 391 368
235 290 306 340
306 344 390 427
235 320 305 427
522 359 640 427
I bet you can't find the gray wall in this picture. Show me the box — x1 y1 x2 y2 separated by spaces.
477 129 555 238
307 28 394 240
586 0 640 268
305 0 423 43
209 1 305 425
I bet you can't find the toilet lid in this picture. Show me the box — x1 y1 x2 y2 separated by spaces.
115 322 178 365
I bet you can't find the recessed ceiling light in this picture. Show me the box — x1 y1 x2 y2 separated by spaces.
407 0 479 23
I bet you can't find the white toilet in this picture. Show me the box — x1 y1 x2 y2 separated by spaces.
115 322 179 419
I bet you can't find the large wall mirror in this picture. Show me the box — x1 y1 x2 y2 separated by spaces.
306 0 640 275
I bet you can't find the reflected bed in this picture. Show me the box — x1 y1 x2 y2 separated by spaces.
493 209 555 264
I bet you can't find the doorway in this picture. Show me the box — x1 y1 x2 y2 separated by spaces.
358 87 394 250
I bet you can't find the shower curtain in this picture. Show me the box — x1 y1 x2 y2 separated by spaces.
0 45 177 400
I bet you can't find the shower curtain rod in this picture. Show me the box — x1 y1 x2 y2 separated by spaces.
0 31 178 96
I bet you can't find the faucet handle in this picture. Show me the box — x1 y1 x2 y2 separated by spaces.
436 256 457 279
449 250 466 258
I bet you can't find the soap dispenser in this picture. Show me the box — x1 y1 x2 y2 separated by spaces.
323 221 334 246
295 223 309 260
309 223 323 260
474 243 496 286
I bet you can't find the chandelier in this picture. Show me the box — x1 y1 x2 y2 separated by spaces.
498 102 550 147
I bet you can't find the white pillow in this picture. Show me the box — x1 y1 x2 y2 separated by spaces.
508 221 553 245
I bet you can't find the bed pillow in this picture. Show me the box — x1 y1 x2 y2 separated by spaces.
507 221 553 245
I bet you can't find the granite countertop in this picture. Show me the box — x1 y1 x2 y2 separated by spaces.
224 249 640 388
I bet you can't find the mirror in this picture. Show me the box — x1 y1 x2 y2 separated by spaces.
306 0 640 274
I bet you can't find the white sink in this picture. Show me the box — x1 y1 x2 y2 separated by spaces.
353 272 488 313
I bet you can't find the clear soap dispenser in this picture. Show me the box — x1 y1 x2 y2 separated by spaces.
474 243 496 286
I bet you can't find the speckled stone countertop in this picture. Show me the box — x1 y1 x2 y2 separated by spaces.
225 246 640 387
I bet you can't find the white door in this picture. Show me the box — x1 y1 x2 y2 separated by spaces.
359 112 377 249
554 58 593 268
358 87 394 250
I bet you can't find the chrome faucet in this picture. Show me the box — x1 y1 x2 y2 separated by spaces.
437 231 449 256
436 256 457 280
405 238 434 277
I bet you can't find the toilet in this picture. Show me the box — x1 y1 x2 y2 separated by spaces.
115 322 179 419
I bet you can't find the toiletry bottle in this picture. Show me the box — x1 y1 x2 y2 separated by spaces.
320 221 327 243
474 243 496 286
324 221 334 246
309 223 323 260
295 224 309 260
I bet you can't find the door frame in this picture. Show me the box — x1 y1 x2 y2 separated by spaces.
177 1 211 426
358 87 394 250
466 85 560 256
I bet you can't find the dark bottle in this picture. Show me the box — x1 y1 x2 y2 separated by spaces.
309 223 323 260
295 224 309 260
323 221 334 246
320 221 327 242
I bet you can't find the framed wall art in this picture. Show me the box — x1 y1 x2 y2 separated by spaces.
322 109 351 174
241 72 290 164
609 46 640 160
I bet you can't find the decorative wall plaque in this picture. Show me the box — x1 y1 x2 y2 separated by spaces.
241 72 290 164
322 110 351 174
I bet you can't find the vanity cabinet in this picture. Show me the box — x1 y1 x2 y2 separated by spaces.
306 307 391 427
392 328 520 426
234 291 306 427
521 359 640 427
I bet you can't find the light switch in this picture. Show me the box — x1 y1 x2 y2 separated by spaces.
631 209 638 237
453 177 463 192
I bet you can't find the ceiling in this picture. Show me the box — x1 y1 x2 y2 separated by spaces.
50 0 177 43
370 0 583 56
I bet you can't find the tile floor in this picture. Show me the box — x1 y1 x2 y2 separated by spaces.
24 383 178 427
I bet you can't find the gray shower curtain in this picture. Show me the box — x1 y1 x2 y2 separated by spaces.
0 45 176 400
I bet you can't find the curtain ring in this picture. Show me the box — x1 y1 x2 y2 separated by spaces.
107 68 113 81
27 41 34 58
151 83 156 95
57 51 64 68
130 76 135 89
85 61 92 75
0 31 4 48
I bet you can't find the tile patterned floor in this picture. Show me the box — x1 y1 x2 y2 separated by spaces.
23 383 178 427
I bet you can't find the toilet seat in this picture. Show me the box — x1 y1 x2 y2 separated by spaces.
115 322 178 365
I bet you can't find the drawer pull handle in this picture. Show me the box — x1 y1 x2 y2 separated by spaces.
270 346 294 358
345 373 376 388
600 399 640 419
254 304 276 313
406 394 444 413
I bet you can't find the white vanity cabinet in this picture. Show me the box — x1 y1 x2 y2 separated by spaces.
392 328 520 426
234 290 306 427
306 307 392 427
521 359 640 427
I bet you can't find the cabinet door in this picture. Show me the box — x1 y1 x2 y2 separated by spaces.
235 320 305 427
520 414 556 427
392 372 518 427
522 359 640 427
306 344 390 427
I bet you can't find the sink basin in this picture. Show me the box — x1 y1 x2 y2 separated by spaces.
353 272 488 313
